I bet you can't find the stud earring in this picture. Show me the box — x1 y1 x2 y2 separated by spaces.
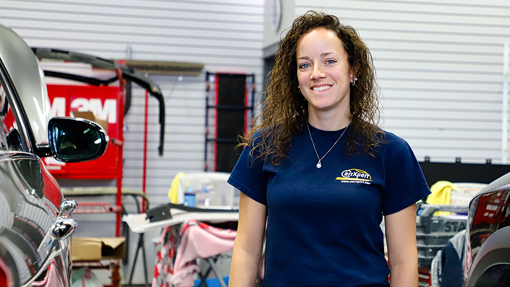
351 78 358 86
298 85 301 94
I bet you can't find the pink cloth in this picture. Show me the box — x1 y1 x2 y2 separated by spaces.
172 220 237 287
32 260 65 287
152 226 176 287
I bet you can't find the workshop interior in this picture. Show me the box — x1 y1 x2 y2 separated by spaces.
0 1 510 287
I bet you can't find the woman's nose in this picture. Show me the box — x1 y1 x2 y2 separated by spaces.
310 65 325 80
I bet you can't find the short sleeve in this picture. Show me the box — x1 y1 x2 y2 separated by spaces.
228 144 268 205
382 136 431 215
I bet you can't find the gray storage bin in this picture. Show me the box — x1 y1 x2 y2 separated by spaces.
416 204 468 269
416 233 456 245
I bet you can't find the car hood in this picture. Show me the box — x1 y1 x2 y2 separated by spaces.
0 25 49 145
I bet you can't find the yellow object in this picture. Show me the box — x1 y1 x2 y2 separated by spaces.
426 181 458 216
168 172 186 203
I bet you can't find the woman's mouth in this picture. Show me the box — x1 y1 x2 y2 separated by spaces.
312 85 331 92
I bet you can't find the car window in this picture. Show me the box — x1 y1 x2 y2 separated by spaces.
0 83 26 152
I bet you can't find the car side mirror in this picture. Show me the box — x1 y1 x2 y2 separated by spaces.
46 117 108 162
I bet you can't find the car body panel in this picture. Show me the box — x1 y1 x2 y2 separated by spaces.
0 26 49 146
465 172 510 286
0 154 70 286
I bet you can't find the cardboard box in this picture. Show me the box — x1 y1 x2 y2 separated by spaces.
72 237 125 261
72 111 108 134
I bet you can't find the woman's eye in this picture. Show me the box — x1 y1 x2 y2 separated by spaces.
326 59 337 64
299 63 310 69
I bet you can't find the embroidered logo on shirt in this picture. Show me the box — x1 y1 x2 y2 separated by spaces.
336 168 372 184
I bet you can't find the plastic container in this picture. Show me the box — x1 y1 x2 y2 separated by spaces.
449 183 487 207
184 187 196 207
178 172 240 209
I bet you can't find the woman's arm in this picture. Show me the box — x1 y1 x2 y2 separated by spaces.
229 193 267 287
385 204 418 287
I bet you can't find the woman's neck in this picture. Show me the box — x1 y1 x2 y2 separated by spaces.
308 111 351 131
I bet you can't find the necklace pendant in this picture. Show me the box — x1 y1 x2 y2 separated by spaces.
316 162 322 169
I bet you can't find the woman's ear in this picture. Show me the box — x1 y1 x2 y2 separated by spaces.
350 65 360 81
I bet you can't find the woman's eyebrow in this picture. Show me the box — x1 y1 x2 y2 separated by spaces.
298 52 336 60
320 52 334 57
297 55 311 61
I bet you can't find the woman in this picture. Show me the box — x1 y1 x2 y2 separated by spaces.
228 11 430 287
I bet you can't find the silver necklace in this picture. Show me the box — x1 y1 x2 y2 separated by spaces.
306 122 349 169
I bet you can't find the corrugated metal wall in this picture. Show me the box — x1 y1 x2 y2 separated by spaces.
296 0 510 164
0 0 265 205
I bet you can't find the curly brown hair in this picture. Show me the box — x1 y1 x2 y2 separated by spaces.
245 10 384 164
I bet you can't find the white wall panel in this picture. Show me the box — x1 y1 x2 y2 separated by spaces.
296 0 510 164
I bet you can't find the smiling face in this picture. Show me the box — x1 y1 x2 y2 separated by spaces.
296 27 354 124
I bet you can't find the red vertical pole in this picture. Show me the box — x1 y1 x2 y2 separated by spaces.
142 90 149 213
115 83 125 238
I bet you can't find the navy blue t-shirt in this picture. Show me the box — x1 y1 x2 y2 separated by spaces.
228 125 431 286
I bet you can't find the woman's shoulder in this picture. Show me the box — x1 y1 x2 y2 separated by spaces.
377 129 411 150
